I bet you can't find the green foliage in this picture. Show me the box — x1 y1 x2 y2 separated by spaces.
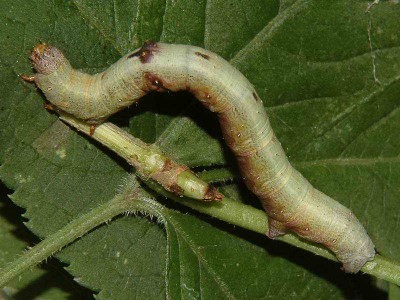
1 0 400 298
0 191 93 299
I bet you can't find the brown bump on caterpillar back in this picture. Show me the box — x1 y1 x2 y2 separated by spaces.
144 72 169 92
31 44 67 75
194 51 210 60
252 92 259 102
127 40 158 63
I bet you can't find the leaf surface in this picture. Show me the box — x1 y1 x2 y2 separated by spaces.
1 0 399 299
0 192 93 299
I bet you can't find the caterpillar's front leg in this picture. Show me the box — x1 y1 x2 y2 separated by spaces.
89 125 97 136
20 74 36 82
43 102 59 111
21 74 60 112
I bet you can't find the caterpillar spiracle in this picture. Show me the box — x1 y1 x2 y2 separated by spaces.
26 41 375 273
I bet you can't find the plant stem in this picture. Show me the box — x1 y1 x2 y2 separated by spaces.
0 184 146 288
59 114 400 286
145 180 400 285
58 114 221 201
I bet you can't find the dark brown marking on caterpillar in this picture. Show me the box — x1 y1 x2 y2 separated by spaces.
20 74 36 82
195 51 210 60
252 92 258 102
127 49 142 59
144 72 169 92
127 40 158 63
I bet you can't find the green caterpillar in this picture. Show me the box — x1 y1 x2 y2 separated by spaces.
26 41 375 273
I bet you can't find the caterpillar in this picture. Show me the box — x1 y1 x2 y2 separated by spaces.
25 41 375 273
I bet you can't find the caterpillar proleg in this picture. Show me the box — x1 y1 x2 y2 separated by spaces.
27 41 375 273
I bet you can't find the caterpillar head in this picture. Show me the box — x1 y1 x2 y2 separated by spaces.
31 44 67 75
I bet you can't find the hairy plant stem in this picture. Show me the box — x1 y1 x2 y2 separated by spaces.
0 179 157 288
59 113 400 286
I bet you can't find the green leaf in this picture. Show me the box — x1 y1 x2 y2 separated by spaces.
0 190 93 299
389 283 400 300
162 207 352 299
1 0 400 299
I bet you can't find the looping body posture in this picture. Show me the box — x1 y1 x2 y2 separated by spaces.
27 41 375 272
